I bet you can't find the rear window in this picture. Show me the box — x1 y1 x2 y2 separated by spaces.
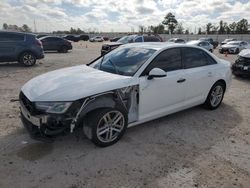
0 33 24 42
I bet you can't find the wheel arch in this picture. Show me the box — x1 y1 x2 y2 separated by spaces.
214 79 226 91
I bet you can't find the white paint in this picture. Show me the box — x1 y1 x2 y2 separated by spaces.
21 43 232 126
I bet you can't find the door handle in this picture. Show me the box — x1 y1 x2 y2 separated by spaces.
177 78 186 83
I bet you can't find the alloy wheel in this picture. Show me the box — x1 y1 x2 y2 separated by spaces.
96 110 125 143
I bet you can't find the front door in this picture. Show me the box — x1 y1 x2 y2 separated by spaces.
138 48 186 121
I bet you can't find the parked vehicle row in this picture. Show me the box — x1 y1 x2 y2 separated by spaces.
19 42 232 146
63 34 89 42
219 41 249 54
101 34 162 55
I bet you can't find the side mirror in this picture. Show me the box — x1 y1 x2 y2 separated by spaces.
147 68 167 80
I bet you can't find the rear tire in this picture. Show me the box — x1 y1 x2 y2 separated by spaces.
203 81 225 110
59 46 68 53
85 108 128 147
19 52 36 66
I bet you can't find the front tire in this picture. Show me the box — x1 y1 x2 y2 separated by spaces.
85 108 128 147
19 52 36 66
203 82 225 110
235 48 239 54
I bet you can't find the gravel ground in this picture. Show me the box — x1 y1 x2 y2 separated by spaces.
0 42 250 188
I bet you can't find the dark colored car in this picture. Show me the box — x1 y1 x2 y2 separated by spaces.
78 34 89 41
63 35 79 42
101 35 162 55
110 37 121 42
40 36 72 53
103 36 109 41
36 34 48 39
232 49 250 77
168 38 186 43
0 31 44 66
199 38 219 49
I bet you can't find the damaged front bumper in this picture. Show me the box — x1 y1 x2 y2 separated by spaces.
20 100 72 142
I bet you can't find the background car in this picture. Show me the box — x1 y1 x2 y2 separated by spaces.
36 34 48 39
89 36 104 42
199 38 219 49
63 35 79 42
78 34 89 41
187 40 213 52
0 31 44 66
101 34 162 55
168 38 186 43
39 36 72 53
232 49 250 77
20 43 231 146
221 38 237 45
219 41 249 54
110 37 121 42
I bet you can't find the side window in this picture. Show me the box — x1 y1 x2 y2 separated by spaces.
182 48 211 69
0 33 24 42
145 36 160 42
134 36 143 42
144 48 182 74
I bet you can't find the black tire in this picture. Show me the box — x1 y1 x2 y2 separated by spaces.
19 52 36 66
60 46 68 53
203 81 225 110
85 107 128 147
235 48 239 54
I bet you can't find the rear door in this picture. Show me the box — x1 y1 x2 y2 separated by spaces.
181 47 217 105
0 33 24 61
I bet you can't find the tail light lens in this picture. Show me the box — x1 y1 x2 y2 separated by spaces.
36 39 43 47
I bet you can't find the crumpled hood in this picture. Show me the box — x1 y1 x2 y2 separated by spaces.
239 49 250 58
221 44 239 48
21 65 135 102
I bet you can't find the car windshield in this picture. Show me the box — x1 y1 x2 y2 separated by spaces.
90 47 156 76
228 42 240 45
117 35 136 44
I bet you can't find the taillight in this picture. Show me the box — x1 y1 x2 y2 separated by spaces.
36 39 42 47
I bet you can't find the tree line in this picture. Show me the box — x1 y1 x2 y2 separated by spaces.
2 23 32 32
143 12 249 35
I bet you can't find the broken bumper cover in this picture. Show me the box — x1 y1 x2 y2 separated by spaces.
20 101 72 142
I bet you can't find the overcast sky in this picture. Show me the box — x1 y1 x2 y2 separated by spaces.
0 0 249 33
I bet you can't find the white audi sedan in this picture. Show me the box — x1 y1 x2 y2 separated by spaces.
20 43 232 147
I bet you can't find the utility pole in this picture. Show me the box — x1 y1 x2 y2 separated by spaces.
34 19 37 33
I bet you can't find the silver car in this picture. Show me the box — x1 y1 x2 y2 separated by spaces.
186 40 213 52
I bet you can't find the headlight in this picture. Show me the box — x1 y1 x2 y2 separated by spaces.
35 102 72 114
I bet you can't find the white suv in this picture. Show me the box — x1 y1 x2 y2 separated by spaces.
20 43 232 147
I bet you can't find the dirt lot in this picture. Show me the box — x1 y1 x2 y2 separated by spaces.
0 42 250 188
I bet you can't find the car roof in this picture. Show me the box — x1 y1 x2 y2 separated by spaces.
228 40 243 43
39 36 62 40
0 30 34 36
119 42 204 51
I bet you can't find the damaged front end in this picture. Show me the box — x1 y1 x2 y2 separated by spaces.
19 85 139 142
